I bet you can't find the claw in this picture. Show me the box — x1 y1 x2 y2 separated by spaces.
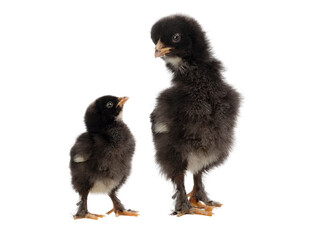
118 210 139 217
208 202 223 208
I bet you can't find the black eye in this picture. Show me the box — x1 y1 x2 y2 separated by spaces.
106 101 113 108
172 33 181 43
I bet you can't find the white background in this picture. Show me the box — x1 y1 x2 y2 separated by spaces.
1 0 318 239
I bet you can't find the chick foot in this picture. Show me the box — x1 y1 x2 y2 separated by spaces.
107 208 139 217
187 191 222 212
173 207 213 217
73 212 104 220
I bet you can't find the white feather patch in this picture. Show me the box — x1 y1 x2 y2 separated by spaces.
164 56 182 68
90 179 118 194
154 122 169 133
73 155 87 163
116 110 123 121
187 151 218 174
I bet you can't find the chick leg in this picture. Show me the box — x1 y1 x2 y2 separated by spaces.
171 172 212 217
73 190 104 220
187 171 222 211
107 191 138 217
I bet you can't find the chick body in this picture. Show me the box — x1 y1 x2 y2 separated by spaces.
151 15 241 215
70 96 137 219
70 122 134 194
152 61 239 177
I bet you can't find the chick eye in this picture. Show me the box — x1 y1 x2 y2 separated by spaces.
172 33 181 43
106 102 113 108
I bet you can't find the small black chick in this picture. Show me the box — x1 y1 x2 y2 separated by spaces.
150 15 241 216
70 95 138 219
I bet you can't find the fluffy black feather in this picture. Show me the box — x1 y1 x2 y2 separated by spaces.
70 95 136 218
151 14 241 215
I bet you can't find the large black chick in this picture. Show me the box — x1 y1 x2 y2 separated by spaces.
70 95 138 219
150 15 241 216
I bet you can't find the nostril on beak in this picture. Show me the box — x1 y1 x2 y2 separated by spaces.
117 96 129 107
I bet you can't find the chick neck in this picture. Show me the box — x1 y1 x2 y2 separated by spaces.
85 114 122 134
164 56 189 74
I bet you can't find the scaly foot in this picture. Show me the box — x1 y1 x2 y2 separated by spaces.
187 190 222 212
107 208 138 217
189 195 214 211
173 208 213 217
73 212 104 220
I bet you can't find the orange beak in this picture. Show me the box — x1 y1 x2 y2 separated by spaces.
155 40 172 58
117 96 129 107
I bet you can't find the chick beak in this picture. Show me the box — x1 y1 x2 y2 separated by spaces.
155 40 171 58
117 96 129 107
